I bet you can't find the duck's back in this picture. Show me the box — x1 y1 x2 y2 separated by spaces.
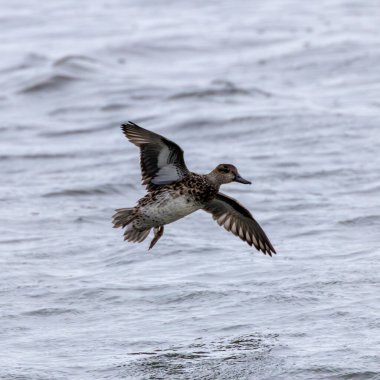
134 174 217 229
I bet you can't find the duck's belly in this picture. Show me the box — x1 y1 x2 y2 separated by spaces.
138 192 201 228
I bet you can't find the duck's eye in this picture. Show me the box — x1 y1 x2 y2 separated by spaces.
220 168 229 173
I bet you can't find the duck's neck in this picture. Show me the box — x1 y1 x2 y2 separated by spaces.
205 172 222 190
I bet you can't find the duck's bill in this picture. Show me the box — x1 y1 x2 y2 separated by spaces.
234 173 252 184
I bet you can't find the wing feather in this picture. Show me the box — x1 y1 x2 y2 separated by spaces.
121 121 189 190
203 192 276 256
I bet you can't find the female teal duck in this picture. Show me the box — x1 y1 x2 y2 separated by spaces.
112 122 276 255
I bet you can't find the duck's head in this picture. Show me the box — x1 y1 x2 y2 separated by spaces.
210 164 252 186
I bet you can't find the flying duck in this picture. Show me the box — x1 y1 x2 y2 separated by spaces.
112 121 276 255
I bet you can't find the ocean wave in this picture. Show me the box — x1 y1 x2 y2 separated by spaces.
123 334 277 380
19 73 78 93
39 124 110 137
339 215 380 226
0 153 75 161
168 80 253 100
53 54 99 70
43 184 123 197
22 307 81 317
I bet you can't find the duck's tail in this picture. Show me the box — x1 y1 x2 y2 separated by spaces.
112 208 151 243
112 208 137 228
123 227 151 243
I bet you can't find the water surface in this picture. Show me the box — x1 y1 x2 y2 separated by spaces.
1 0 380 379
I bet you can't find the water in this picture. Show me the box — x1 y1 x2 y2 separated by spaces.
1 0 380 378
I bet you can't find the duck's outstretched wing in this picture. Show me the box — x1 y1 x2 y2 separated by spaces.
121 121 190 190
203 192 276 256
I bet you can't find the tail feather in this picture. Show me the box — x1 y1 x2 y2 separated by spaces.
123 227 150 243
112 207 151 244
138 229 150 243
112 208 136 228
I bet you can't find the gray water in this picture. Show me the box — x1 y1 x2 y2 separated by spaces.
1 0 380 379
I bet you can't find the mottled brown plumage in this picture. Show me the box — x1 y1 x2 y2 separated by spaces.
112 122 276 255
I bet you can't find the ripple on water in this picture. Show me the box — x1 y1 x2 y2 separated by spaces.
42 184 124 197
120 334 279 380
19 74 79 93
339 215 380 226
22 307 81 317
1 0 380 379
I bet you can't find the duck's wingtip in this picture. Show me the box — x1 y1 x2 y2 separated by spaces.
120 123 133 137
258 246 277 257
121 121 139 127
121 121 142 136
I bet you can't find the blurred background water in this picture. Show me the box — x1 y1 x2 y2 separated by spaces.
1 0 380 379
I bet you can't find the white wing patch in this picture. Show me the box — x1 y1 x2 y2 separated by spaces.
151 165 181 184
121 122 190 189
151 146 182 184
157 146 170 167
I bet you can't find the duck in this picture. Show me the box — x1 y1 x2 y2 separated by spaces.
112 121 276 255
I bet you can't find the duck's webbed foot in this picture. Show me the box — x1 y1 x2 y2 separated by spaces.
149 226 164 250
